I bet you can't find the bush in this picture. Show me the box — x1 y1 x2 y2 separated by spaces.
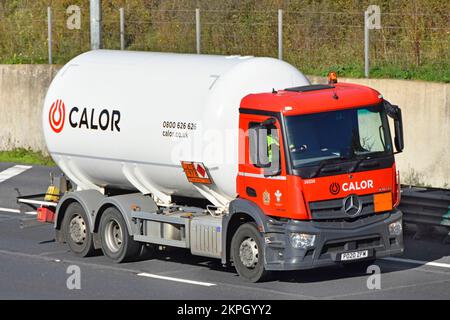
0 0 448 82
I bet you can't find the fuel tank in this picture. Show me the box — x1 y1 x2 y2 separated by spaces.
43 50 309 204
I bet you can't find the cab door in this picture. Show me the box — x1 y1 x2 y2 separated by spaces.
237 113 289 218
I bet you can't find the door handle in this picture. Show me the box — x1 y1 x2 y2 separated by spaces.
246 187 257 197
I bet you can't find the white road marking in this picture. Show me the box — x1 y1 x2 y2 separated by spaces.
382 257 450 269
0 165 37 216
0 207 36 215
137 272 216 287
0 165 32 183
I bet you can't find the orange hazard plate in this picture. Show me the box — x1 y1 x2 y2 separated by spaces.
181 161 211 184
374 192 393 213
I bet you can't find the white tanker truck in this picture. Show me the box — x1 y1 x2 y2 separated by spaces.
39 50 405 282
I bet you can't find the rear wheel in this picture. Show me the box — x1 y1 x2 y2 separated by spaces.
231 223 271 282
63 202 95 257
99 207 140 263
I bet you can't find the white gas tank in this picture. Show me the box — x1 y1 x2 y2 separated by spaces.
43 50 309 205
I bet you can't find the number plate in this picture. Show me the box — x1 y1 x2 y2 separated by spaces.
340 250 369 261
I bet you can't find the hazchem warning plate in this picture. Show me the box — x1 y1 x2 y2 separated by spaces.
181 161 212 184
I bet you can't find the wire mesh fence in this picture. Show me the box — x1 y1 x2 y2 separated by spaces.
0 1 448 81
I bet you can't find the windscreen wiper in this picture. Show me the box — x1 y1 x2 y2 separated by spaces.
348 156 370 173
348 154 382 173
310 156 348 178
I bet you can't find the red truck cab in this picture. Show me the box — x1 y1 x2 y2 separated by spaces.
229 81 404 280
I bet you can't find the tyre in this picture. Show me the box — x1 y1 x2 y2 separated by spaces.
62 202 96 257
138 243 155 260
342 259 377 273
231 223 271 282
99 207 140 263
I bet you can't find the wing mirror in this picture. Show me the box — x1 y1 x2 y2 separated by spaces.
384 100 404 153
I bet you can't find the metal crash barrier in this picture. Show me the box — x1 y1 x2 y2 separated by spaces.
399 185 450 243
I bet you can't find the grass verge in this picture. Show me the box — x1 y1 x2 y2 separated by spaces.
299 62 450 83
0 148 55 166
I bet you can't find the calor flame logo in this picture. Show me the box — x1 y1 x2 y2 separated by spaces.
49 99 65 133
329 182 341 195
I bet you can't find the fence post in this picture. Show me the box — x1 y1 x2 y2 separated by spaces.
278 9 283 60
195 8 201 54
90 0 102 50
47 7 52 64
364 10 369 78
120 8 125 50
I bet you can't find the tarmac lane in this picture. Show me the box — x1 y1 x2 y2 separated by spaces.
0 162 449 299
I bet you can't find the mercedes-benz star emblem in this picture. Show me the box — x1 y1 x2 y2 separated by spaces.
343 195 362 217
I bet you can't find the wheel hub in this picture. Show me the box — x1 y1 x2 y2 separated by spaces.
69 215 86 244
104 219 123 253
239 237 259 268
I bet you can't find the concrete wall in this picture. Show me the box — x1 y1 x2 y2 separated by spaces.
0 65 448 187
309 76 450 188
0 65 60 152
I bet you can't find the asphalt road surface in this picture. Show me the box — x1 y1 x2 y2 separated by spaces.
0 162 449 300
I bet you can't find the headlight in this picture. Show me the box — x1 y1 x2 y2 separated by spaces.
389 220 403 236
289 233 316 249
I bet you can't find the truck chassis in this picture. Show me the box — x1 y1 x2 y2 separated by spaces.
19 186 404 282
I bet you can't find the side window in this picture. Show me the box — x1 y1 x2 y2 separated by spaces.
248 122 280 170
249 122 262 167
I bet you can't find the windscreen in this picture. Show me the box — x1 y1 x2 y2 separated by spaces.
285 104 393 168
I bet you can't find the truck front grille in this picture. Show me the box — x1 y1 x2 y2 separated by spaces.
320 236 382 257
309 194 375 221
311 212 388 229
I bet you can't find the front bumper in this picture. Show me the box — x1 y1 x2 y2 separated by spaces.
263 209 404 271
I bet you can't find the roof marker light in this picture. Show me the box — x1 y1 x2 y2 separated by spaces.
328 72 338 84
284 106 293 111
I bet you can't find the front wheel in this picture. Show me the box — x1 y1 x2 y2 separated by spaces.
231 223 271 283
99 207 140 263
